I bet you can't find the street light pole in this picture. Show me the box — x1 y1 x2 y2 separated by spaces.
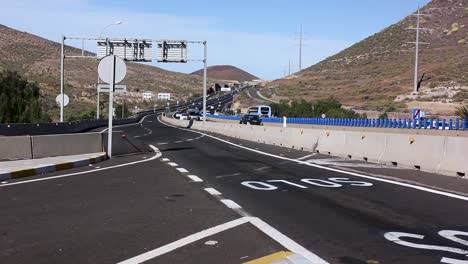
60 35 65 122
202 41 207 123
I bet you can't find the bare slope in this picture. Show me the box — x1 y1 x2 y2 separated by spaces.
265 0 467 113
191 65 259 82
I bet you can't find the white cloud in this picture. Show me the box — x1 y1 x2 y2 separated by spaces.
1 0 350 80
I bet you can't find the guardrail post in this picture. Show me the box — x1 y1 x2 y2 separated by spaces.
429 118 433 129
435 119 440 129
417 119 421 129
449 119 453 130
411 119 416 129
455 118 460 130
423 118 428 129
463 119 467 130
442 119 446 130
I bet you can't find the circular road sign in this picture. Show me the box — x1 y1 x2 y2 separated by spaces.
98 55 127 84
56 93 69 107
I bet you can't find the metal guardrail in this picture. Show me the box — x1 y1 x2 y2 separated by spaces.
208 114 468 130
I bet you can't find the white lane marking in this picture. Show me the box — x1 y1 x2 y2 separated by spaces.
220 199 242 209
174 141 183 143
157 143 168 145
187 175 203 182
100 113 157 133
204 188 222 196
157 117 468 202
215 172 242 179
117 217 251 264
161 158 170 162
297 153 317 160
0 145 162 188
168 162 178 167
248 217 328 264
176 168 189 173
254 166 271 171
186 139 194 141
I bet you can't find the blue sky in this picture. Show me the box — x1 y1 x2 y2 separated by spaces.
1 0 430 80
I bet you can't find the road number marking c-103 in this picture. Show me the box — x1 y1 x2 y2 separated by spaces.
241 177 373 191
385 230 468 263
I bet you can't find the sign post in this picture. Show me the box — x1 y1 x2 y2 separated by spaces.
98 55 127 158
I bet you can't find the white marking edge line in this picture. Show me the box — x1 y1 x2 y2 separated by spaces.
158 116 468 202
187 175 203 182
249 217 328 264
297 153 316 160
100 113 157 133
204 188 222 195
117 217 251 264
0 145 162 188
117 216 328 264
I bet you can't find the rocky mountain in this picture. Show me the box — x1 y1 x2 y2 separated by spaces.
191 65 259 82
263 0 467 116
0 24 204 120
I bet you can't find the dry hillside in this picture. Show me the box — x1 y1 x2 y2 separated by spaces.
191 65 258 82
0 24 204 119
264 0 467 116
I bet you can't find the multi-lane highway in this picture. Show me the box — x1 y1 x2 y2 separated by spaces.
2 114 468 264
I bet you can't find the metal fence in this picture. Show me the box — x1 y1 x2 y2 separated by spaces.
207 114 468 130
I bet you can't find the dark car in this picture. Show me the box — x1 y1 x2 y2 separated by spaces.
240 114 263 125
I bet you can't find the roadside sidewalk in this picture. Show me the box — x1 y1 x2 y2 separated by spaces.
0 152 107 181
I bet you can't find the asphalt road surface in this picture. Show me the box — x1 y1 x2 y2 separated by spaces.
2 114 468 264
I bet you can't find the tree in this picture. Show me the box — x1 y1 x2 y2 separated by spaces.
115 103 131 119
214 83 221 92
0 69 49 123
455 103 468 119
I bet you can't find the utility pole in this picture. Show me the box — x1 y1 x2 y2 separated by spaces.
288 59 291 75
298 24 303 71
407 7 430 94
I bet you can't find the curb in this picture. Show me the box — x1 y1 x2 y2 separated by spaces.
0 153 108 181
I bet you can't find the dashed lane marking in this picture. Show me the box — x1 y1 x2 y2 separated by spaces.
204 188 222 196
176 168 189 173
220 199 242 209
174 141 183 143
161 158 170 162
167 162 178 167
187 175 203 182
157 116 468 203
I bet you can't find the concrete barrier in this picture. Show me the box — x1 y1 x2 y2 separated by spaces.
163 116 468 177
0 136 33 160
32 132 103 159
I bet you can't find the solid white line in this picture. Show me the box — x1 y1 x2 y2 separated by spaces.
100 113 157 133
0 145 162 188
176 168 189 173
204 188 222 196
249 217 328 264
161 158 170 162
174 141 183 143
157 117 468 202
297 153 317 160
187 175 203 182
186 139 194 141
117 217 251 264
167 162 178 167
220 199 242 209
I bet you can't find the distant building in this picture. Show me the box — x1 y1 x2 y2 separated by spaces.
158 93 171 100
142 92 153 100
